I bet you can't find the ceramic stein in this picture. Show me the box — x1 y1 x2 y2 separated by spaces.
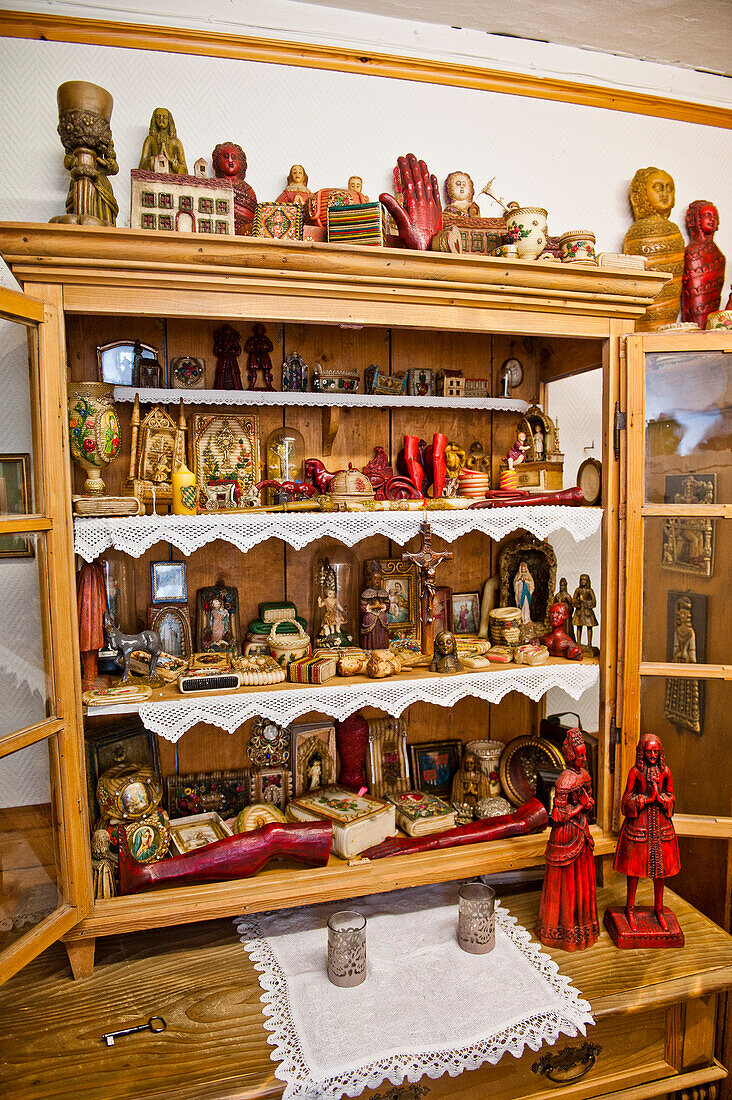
559 230 597 266
67 380 120 494
505 205 549 260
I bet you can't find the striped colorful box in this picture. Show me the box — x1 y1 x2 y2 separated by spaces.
287 655 338 684
327 202 387 246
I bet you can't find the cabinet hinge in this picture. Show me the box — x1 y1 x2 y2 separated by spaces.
613 402 626 461
609 716 621 773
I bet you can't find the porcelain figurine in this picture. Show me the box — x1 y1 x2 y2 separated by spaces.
682 200 725 329
139 107 187 174
244 323 274 391
360 565 390 650
507 431 530 468
103 612 163 685
552 578 575 640
450 749 491 812
443 171 481 218
212 323 243 390
51 80 119 226
536 728 599 951
212 142 257 233
572 574 598 653
513 561 534 624
604 733 683 948
380 154 442 250
624 167 684 330
444 442 465 497
276 164 311 205
542 603 583 661
314 555 354 649
430 630 463 673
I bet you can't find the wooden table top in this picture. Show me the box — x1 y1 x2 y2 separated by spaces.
1 881 731 1100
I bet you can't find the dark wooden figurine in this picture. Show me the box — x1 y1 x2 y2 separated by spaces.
244 323 275 391
604 733 684 948
213 324 243 390
536 728 599 951
682 200 725 329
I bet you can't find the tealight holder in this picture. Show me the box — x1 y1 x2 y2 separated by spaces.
457 882 496 954
327 910 367 986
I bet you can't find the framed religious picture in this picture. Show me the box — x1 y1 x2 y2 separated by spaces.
0 453 33 558
366 717 410 799
195 582 240 654
661 473 716 577
433 585 453 636
168 812 232 854
498 534 557 638
151 559 187 604
149 605 192 659
368 559 420 642
664 591 707 735
409 739 462 800
96 340 158 386
166 769 249 818
452 591 480 635
249 766 291 810
290 721 337 796
191 412 261 512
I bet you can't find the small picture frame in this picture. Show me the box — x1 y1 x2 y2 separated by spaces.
96 340 158 386
250 767 291 809
170 356 206 390
196 582 240 654
0 453 33 559
452 591 481 635
409 739 462 799
151 560 187 604
168 811 232 854
433 586 453 637
290 721 337 796
149 604 192 659
366 717 410 799
368 559 420 642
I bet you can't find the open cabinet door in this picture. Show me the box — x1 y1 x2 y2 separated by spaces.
0 286 90 984
622 329 732 931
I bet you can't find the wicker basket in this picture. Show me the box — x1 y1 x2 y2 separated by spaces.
489 607 523 645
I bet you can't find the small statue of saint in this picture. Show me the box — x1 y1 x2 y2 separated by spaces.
543 602 583 661
623 167 684 330
536 728 599 951
276 164 312 205
513 561 534 624
91 828 118 899
664 595 701 733
572 574 598 652
552 578 575 640
139 107 187 174
315 558 353 649
682 200 725 329
212 141 257 233
443 171 481 218
429 630 463 674
360 567 390 650
451 749 491 811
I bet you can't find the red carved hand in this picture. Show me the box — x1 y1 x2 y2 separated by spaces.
380 154 443 250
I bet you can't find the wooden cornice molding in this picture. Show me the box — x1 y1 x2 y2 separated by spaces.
1 9 730 129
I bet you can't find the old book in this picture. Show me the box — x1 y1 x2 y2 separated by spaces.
386 790 456 836
286 786 395 858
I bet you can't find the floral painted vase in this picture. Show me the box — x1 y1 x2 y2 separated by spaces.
67 380 120 494
559 230 597 266
505 205 549 259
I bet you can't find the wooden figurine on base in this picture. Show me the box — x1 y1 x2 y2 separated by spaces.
244 323 275 391
623 167 684 330
403 521 453 655
451 748 490 813
536 728 599 951
138 107 187 174
682 200 725 329
604 733 683 948
212 142 257 233
572 574 598 654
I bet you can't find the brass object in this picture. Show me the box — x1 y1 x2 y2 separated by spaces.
127 395 187 505
532 1041 602 1083
51 81 118 226
139 107 187 174
623 167 683 330
96 764 163 822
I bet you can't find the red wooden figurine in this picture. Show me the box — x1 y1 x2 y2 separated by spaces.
604 732 683 948
212 323 243 390
542 601 583 660
212 141 257 234
244 323 275 391
77 559 108 689
536 728 599 952
682 200 725 329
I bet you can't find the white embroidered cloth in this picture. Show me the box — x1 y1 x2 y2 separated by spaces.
236 883 594 1100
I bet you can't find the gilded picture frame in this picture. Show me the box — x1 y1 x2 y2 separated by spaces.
149 604 192 659
289 721 337 796
0 453 33 558
368 558 420 642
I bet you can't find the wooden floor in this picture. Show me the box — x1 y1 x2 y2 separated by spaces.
1 882 731 1100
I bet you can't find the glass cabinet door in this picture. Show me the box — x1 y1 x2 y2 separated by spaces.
623 331 732 925
0 287 88 983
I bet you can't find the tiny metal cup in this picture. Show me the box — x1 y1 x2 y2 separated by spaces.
457 882 496 954
327 910 367 987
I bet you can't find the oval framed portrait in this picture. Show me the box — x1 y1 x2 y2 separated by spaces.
576 457 602 507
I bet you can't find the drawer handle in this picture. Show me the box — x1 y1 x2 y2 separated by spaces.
532 1041 602 1083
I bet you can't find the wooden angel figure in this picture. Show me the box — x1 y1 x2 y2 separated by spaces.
244 323 275 392
213 323 243 390
536 728 599 951
604 733 683 947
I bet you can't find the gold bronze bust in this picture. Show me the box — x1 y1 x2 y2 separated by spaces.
623 167 684 330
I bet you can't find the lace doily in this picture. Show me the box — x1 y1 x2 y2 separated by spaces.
236 883 594 1100
130 662 598 742
74 506 602 562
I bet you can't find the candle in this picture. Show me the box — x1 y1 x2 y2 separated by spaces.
172 463 196 516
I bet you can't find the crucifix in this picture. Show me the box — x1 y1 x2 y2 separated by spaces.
403 521 453 654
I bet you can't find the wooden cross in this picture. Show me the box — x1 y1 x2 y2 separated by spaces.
403 521 453 654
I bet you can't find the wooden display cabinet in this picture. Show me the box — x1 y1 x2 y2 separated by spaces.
0 228 729 1044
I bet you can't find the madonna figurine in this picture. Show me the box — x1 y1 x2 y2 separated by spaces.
682 200 725 329
536 728 599 951
276 164 311 206
542 602 583 661
604 733 683 947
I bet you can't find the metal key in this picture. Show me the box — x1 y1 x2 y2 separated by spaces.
102 1016 167 1046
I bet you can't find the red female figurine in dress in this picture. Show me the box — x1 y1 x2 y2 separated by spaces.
604 732 683 948
682 200 725 329
536 728 599 951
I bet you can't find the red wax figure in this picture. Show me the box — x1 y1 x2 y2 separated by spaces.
244 323 275 391
542 602 583 661
536 728 599 951
605 733 683 948
380 154 443 250
77 559 108 689
335 712 370 791
212 142 256 234
212 323 243 390
682 200 725 328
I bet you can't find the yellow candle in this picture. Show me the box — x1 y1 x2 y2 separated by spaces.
172 463 196 515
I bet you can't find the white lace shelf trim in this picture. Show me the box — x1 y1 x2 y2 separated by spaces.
89 662 602 741
237 903 594 1100
114 386 529 413
0 640 47 701
74 506 602 562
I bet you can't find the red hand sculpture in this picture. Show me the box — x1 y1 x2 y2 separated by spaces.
380 154 443 250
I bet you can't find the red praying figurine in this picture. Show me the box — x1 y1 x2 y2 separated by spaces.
536 728 599 952
542 602 583 661
604 732 684 948
213 323 243 390
682 200 725 329
244 323 274 392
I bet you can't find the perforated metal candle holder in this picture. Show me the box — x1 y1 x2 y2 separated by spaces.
457 882 496 954
327 910 367 987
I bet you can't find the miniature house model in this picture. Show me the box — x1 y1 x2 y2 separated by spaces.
130 154 235 235
501 404 564 491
